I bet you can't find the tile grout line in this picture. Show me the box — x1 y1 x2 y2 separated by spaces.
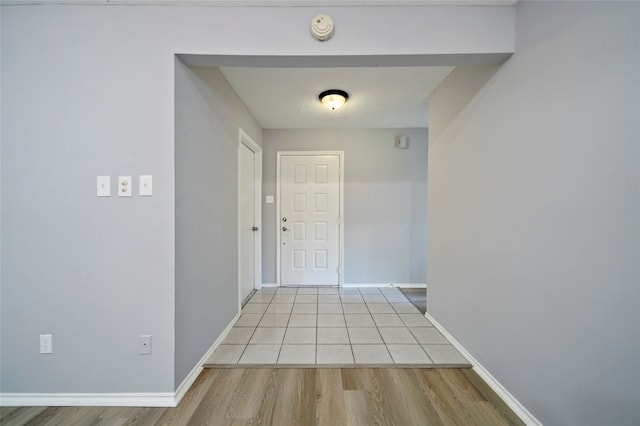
381 288 401 364
342 292 356 364
236 292 272 364
393 290 432 363
363 287 388 364
378 287 396 362
394 289 440 357
275 287 296 364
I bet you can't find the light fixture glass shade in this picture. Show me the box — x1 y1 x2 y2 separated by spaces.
319 89 349 110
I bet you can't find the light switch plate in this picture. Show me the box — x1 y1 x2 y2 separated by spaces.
266 195 274 204
97 176 111 197
139 175 152 196
118 176 132 197
40 334 53 354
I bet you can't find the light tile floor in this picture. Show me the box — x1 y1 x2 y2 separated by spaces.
205 286 469 367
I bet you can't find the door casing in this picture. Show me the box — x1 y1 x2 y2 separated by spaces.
238 129 262 310
276 151 344 287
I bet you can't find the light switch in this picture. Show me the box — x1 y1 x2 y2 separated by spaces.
139 175 152 196
118 176 132 197
97 176 111 197
40 334 53 354
266 195 274 204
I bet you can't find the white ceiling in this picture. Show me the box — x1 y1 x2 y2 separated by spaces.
219 66 454 129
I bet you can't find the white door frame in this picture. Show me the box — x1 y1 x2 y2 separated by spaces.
238 129 262 310
276 151 344 287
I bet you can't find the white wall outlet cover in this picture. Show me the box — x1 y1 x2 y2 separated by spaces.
118 176 132 197
97 176 111 197
139 175 152 196
311 14 334 41
40 334 53 354
139 335 152 355
266 195 274 204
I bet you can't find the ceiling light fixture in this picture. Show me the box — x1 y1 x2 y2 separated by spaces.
319 89 349 110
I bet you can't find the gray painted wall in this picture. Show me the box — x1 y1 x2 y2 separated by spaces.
427 2 640 425
262 129 427 284
0 3 513 395
175 64 262 387
1 8 178 393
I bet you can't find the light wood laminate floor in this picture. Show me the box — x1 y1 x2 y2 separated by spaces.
1 368 525 425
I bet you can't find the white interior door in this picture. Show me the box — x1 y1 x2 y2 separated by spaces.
239 142 257 303
279 153 341 286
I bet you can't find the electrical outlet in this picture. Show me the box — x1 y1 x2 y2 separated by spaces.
118 176 132 197
139 335 152 355
40 334 53 354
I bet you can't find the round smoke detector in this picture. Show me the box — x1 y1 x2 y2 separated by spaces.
311 14 334 41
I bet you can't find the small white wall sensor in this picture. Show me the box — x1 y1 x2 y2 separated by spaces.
311 15 334 41
395 135 409 149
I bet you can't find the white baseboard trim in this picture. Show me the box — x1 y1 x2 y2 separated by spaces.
343 283 392 288
174 310 241 406
392 283 427 288
262 283 427 289
343 283 427 288
0 312 242 408
424 312 542 426
0 392 176 407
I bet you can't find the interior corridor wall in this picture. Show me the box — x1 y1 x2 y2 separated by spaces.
427 2 640 425
174 64 262 387
262 128 427 285
1 3 513 395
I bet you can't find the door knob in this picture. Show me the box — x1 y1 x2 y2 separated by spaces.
282 226 288 232
282 217 287 222
252 226 259 231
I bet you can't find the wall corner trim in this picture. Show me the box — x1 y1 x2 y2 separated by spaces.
424 312 543 426
0 312 242 408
